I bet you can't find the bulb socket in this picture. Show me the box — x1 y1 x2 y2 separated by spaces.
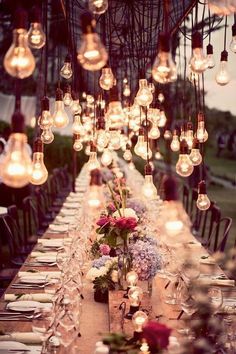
206 43 213 55
192 31 203 50
55 88 63 101
64 53 71 63
11 111 25 133
192 137 200 149
64 84 71 94
90 169 102 186
74 133 80 140
109 86 119 102
232 23 236 36
126 143 131 150
220 50 228 62
96 116 105 130
187 121 193 131
197 111 205 122
138 127 144 136
41 96 50 111
159 32 171 52
163 175 179 201
180 139 189 154
90 141 96 152
34 137 43 153
71 91 78 100
198 180 207 194
14 7 28 30
81 11 96 34
30 6 41 23
144 163 152 176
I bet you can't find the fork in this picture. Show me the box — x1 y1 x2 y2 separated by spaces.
24 262 57 267
11 283 47 289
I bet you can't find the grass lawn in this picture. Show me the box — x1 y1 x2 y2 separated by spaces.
205 147 236 183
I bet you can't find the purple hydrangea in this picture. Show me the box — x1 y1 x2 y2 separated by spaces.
92 255 112 269
129 240 162 280
126 198 146 216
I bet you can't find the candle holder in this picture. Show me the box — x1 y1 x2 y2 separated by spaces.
125 286 143 319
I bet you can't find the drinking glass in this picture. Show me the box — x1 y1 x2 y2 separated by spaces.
32 307 54 353
208 287 223 313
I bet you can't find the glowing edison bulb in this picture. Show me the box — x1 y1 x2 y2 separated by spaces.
158 92 165 103
188 70 199 85
41 127 54 144
158 110 167 127
77 12 108 71
38 97 53 129
101 148 113 166
136 79 153 107
0 133 32 188
155 150 162 160
4 28 35 79
30 148 48 186
88 0 108 15
73 136 83 151
189 147 202 166
123 148 132 161
215 50 230 86
123 83 131 97
106 101 125 129
149 124 160 139
109 130 121 150
152 33 177 84
72 114 85 135
60 54 73 79
53 89 69 128
186 124 194 149
99 67 114 90
206 44 215 69
140 142 152 160
87 151 100 171
126 271 138 287
176 142 194 178
230 24 236 53
196 115 208 143
170 133 180 152
97 129 109 149
142 175 157 199
63 86 73 107
134 134 146 156
132 311 148 333
140 341 150 354
71 99 81 115
128 286 143 307
196 180 211 211
28 23 46 49
189 32 208 74
164 129 172 140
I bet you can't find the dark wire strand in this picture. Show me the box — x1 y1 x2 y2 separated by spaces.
223 15 228 51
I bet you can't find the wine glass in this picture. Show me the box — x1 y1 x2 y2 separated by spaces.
32 307 54 353
208 287 223 314
55 305 78 348
182 260 200 284
44 275 62 295
56 249 68 271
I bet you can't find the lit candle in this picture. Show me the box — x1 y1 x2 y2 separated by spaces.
126 271 138 287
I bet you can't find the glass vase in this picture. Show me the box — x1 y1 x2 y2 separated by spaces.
118 243 131 290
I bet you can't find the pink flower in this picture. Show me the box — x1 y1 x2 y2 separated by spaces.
99 244 111 255
96 216 111 227
114 217 137 231
107 203 116 213
142 321 171 350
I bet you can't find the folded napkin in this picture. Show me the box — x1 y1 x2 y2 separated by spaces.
31 251 57 258
4 293 53 303
38 238 70 247
200 255 216 265
199 275 235 287
54 215 76 225
48 224 68 233
35 255 57 263
19 271 61 278
60 208 77 216
18 274 47 284
63 202 80 209
0 333 42 344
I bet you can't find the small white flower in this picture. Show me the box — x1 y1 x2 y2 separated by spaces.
113 208 138 220
111 270 118 283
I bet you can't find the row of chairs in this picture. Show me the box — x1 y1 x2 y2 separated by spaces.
0 166 71 291
182 184 233 253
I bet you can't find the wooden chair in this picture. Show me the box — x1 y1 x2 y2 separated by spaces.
206 217 233 253
22 196 44 245
182 184 189 214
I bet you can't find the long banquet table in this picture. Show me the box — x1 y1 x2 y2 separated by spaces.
0 161 235 353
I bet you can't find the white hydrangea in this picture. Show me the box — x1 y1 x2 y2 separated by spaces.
113 208 138 220
86 266 108 281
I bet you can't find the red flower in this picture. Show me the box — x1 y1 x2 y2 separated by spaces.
107 203 116 213
142 321 171 350
96 216 111 227
114 217 137 231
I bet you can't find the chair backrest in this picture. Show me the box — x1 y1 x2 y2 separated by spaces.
0 214 19 260
7 205 24 247
206 216 232 253
182 184 189 214
22 196 39 242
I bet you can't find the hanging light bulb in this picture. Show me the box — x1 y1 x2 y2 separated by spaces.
158 109 167 127
0 111 32 188
176 140 194 177
188 70 199 85
149 122 160 140
53 88 69 128
123 83 131 97
109 129 121 150
148 82 155 94
96 117 109 149
170 130 180 152
158 92 165 103
134 128 146 156
41 127 54 144
99 67 114 90
189 138 202 166
123 144 132 161
73 134 83 151
186 122 194 149
106 87 125 129
87 142 100 171
206 43 215 69
142 164 158 200
38 97 53 130
4 8 35 79
230 23 236 53
71 92 82 114
189 32 208 74
163 129 172 140
77 12 108 71
215 50 230 86
196 112 208 143
88 0 108 15
155 150 162 160
27 7 46 49
136 79 153 107
72 114 85 135
60 54 73 79
196 180 211 211
30 138 48 185
152 33 177 84
101 148 113 166
208 1 236 16
87 169 105 210
63 85 73 107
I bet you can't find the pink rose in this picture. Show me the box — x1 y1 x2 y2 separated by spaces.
114 217 137 231
107 203 116 213
99 244 111 255
142 321 172 350
96 216 111 227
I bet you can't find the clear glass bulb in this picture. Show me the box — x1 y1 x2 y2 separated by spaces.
207 54 215 69
141 175 157 199
97 129 109 149
126 271 138 287
152 51 177 84
99 67 114 90
136 79 153 107
188 70 199 84
88 0 108 14
109 130 121 150
4 28 36 79
186 130 194 149
72 115 85 135
38 110 53 129
158 111 167 127
101 148 113 166
63 92 73 107
123 84 131 97
196 121 208 142
71 100 82 115
149 124 160 139
128 286 143 307
28 22 46 49
106 101 125 129
164 130 172 140
132 311 148 332
155 151 162 160
0 133 32 188
53 101 69 128
215 61 230 86
73 138 83 151
41 127 54 144
189 148 202 166
189 48 208 74
197 193 211 210
176 154 194 177
30 152 48 185
230 36 236 53
158 93 165 103
87 151 100 171
60 61 73 79
77 33 108 71
123 149 132 161
134 135 146 156
170 135 180 152
140 146 152 161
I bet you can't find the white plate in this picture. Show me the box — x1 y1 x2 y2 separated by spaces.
0 341 29 353
35 255 57 263
60 209 76 216
48 224 68 233
7 301 42 312
63 202 80 209
19 275 47 284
